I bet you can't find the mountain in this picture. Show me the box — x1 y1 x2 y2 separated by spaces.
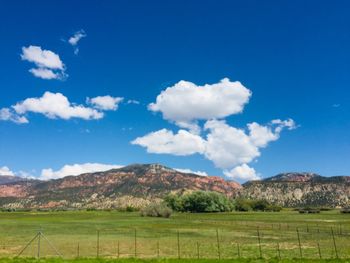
242 172 350 207
1 168 349 209
0 164 241 209
0 175 25 185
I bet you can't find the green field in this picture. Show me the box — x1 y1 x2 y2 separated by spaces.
0 210 349 260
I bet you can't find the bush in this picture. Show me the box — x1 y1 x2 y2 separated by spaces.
298 207 320 214
126 206 138 212
235 198 252 212
340 207 350 213
265 204 283 212
235 199 282 212
140 203 172 218
164 191 234 213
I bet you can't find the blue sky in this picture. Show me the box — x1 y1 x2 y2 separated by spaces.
0 0 349 181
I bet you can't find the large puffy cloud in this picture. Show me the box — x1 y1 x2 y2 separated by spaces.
0 166 15 176
224 164 261 181
133 77 296 182
131 129 205 156
132 119 296 181
148 78 251 132
40 163 123 180
13 92 104 120
204 120 260 168
87 96 124 111
21 46 66 80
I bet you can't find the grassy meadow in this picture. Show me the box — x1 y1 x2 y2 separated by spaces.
0 210 349 260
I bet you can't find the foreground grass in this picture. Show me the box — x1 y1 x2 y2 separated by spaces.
0 258 350 263
0 210 349 259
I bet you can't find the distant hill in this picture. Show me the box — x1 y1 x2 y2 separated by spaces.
0 164 241 209
242 172 350 207
1 168 349 209
0 175 25 185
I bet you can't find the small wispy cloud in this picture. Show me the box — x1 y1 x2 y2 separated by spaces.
68 30 87 55
127 100 140 105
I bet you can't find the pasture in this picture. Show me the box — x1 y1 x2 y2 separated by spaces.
0 210 349 260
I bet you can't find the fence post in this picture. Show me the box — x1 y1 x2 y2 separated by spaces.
296 228 302 258
157 241 160 258
196 241 200 259
317 242 322 259
134 229 137 258
96 230 100 258
77 243 80 258
177 230 180 259
257 227 262 258
37 231 41 259
331 227 338 258
117 241 120 258
216 228 221 259
277 242 281 259
237 243 241 258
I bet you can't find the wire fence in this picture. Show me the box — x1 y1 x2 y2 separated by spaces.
2 222 350 259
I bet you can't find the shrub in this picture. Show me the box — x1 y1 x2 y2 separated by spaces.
251 200 270 211
164 191 234 213
140 203 172 218
265 204 283 212
126 206 138 212
235 198 282 212
298 207 320 213
340 207 350 213
164 194 183 211
235 198 253 212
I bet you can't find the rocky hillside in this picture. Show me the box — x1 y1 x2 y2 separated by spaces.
242 173 350 207
0 164 241 209
1 168 349 209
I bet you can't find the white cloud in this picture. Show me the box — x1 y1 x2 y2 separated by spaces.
0 108 28 124
29 68 59 80
204 120 260 168
40 163 123 180
21 46 66 80
21 46 64 69
174 168 208 176
68 30 86 54
271 118 297 132
131 129 205 156
87 96 124 111
132 118 296 181
247 122 279 147
148 78 251 131
68 30 86 46
0 166 15 176
13 92 104 120
127 100 140 105
224 164 261 181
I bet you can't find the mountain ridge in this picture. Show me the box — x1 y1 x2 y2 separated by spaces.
0 166 349 209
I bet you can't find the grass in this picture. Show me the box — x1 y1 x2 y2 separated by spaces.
0 210 349 259
1 259 350 263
